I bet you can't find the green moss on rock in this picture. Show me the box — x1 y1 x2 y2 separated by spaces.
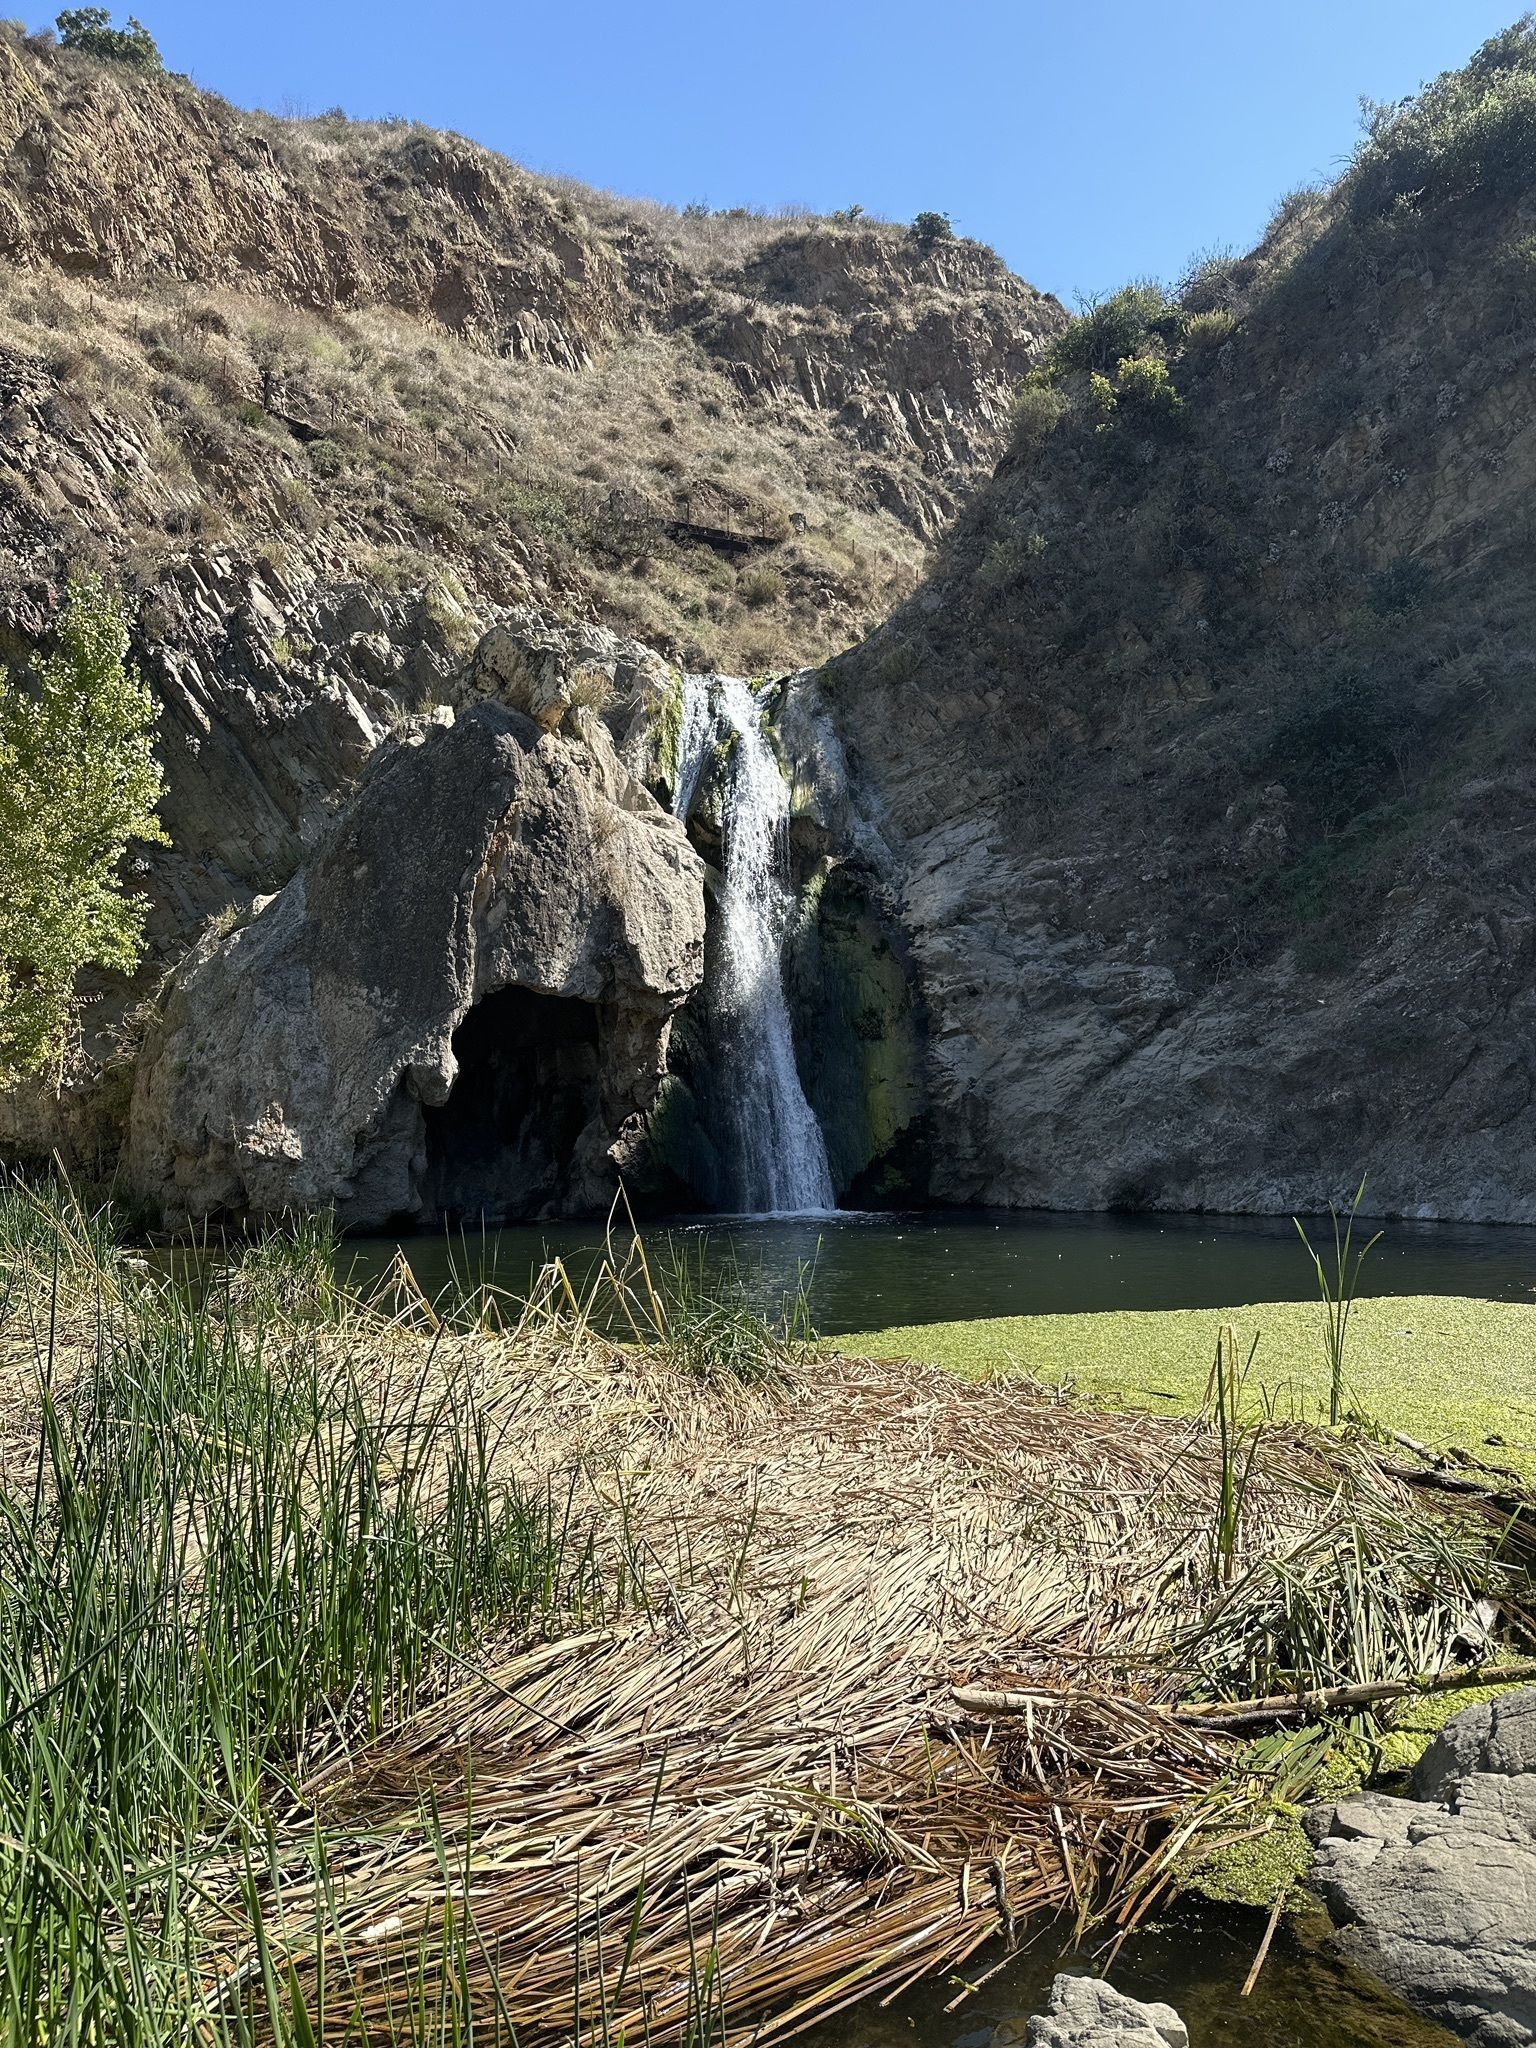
785 865 927 1202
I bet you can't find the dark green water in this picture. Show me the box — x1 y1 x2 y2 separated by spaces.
800 1900 1455 2048
343 1206 1536 1335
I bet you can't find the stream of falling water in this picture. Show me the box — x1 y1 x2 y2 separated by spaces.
673 676 836 1215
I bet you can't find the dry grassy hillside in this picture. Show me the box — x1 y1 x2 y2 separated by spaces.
0 22 1062 674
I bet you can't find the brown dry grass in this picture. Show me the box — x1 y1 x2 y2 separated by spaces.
0 1224 1514 2045
0 253 919 675
210 1332 1430 2043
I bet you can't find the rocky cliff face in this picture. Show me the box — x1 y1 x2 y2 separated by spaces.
129 687 705 1229
0 22 1060 1195
822 31 1536 1221
24 26 1536 1228
0 24 1061 671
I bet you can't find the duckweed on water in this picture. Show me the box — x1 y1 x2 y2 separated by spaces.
848 1294 1536 1478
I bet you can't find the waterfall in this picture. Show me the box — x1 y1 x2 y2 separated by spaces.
673 675 836 1215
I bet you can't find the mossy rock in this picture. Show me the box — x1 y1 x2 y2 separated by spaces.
784 865 927 1202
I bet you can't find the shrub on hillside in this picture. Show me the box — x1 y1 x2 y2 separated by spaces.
976 528 1047 593
55 6 160 67
1114 353 1187 429
1052 283 1185 374
306 436 346 478
1352 21 1536 215
1184 308 1237 347
1367 557 1436 616
1009 376 1069 447
910 211 954 247
1264 670 1410 835
1177 245 1242 311
738 565 784 609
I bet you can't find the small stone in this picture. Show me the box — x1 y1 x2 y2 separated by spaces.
1019 1973 1187 2048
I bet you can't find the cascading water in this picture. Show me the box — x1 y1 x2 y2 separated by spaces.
673 675 837 1215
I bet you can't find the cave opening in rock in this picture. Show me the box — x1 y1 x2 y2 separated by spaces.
420 986 602 1224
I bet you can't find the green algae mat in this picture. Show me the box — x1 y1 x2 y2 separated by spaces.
847 1295 1536 1480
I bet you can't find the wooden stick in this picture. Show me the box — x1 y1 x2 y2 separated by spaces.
951 1658 1536 1730
1390 1429 1525 1486
1241 1889 1286 1997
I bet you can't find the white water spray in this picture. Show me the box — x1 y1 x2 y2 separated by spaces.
673 676 836 1215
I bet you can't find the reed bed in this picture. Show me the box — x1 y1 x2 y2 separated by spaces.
0 1180 1527 2048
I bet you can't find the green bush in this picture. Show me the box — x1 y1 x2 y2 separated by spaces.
1177 246 1242 312
1053 283 1184 374
1114 352 1187 428
910 210 954 246
54 6 160 66
305 436 346 478
976 529 1047 594
1009 376 1069 446
1184 308 1237 347
0 580 166 1085
498 475 592 553
1367 556 1437 616
1264 671 1409 836
1352 22 1536 214
738 565 784 609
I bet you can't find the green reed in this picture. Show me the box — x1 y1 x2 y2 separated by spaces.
1295 1175 1382 1427
0 1178 615 2047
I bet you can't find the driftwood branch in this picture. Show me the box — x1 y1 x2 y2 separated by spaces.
952 1658 1536 1731
1240 1889 1287 1997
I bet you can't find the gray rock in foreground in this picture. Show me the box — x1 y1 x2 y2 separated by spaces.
1016 1973 1188 2048
1311 1687 1536 2046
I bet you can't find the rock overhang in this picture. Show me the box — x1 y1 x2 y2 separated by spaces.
127 696 707 1230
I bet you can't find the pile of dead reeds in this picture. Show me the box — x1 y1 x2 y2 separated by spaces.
0 1178 1528 2048
240 1337 1528 2047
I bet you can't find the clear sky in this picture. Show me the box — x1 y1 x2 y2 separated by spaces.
58 1 1525 303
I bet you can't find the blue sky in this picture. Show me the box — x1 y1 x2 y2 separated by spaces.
65 1 1523 302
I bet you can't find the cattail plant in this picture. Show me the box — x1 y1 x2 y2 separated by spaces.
1295 1176 1382 1426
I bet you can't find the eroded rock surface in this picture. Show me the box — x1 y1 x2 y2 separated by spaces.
822 110 1536 1223
128 700 705 1227
1310 1689 1536 2045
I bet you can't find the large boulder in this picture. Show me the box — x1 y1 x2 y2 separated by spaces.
1310 1688 1536 2046
458 606 674 735
128 700 706 1228
1012 1974 1187 2048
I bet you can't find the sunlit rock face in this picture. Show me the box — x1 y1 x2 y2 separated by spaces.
128 700 706 1229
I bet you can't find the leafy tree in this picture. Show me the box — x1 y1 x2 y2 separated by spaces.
54 8 162 69
0 581 166 1086
910 210 954 246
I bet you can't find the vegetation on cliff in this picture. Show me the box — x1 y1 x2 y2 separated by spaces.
0 579 163 1085
957 16 1536 965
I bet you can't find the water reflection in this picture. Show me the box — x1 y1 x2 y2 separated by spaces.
342 1206 1536 1336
